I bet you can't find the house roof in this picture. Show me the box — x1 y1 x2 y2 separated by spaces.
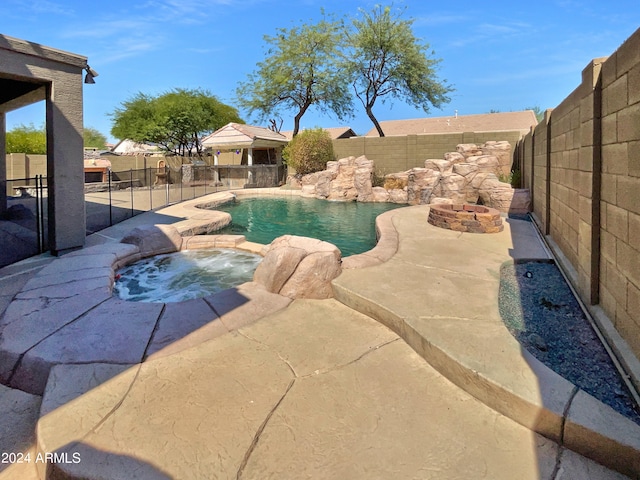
111 139 162 155
280 127 358 140
364 111 538 137
201 123 288 149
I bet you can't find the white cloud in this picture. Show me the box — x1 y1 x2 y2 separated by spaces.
413 14 470 27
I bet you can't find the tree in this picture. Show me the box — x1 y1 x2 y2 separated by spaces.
236 13 353 137
282 127 334 175
111 88 243 156
6 123 46 154
84 127 107 149
344 5 453 137
525 106 545 122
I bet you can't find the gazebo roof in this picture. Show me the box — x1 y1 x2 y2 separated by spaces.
202 123 288 149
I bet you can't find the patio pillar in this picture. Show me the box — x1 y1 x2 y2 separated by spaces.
45 77 86 255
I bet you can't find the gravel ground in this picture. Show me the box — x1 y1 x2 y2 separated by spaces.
499 260 640 425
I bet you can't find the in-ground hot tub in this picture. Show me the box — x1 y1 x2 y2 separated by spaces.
428 204 503 233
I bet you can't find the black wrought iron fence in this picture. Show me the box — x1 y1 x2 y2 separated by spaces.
0 175 48 268
84 164 286 234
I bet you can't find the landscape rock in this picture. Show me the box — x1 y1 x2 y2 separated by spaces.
120 224 183 257
297 141 530 214
407 168 441 205
371 187 390 203
456 143 483 158
354 156 374 201
482 140 513 175
388 189 409 204
253 235 342 299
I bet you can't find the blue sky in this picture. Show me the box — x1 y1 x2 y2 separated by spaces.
2 0 639 142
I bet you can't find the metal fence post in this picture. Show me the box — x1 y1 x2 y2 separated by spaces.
130 169 134 218
165 166 169 206
35 175 42 253
108 168 113 226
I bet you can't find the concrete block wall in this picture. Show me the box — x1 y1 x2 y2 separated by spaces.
5 153 47 180
599 29 640 355
518 26 640 358
333 130 522 175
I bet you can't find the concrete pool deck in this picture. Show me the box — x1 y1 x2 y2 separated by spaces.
0 189 638 479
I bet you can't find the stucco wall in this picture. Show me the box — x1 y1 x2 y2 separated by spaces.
0 35 87 254
518 26 640 358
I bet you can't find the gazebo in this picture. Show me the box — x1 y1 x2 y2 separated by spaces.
0 34 91 256
201 123 288 166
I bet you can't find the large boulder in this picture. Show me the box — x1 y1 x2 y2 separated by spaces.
371 187 390 203
121 225 183 257
315 169 336 198
253 235 342 299
407 168 441 205
354 156 374 201
481 141 512 176
424 158 452 174
388 189 409 204
301 156 375 202
456 144 483 158
301 172 320 197
478 174 531 214
328 162 358 201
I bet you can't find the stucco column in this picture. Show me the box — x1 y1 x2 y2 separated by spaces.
247 148 254 184
0 112 6 217
45 77 86 255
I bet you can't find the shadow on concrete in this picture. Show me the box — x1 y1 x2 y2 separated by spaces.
47 442 173 479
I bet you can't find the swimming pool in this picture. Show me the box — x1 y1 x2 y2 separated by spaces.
213 196 405 257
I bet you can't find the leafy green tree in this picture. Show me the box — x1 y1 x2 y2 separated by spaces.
84 127 108 149
525 106 545 122
282 127 334 175
6 123 46 154
344 5 453 137
111 88 243 156
236 13 353 137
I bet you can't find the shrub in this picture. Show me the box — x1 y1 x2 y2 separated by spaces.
498 170 522 188
282 128 334 175
383 177 408 190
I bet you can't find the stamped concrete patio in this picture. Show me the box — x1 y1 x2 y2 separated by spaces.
0 189 638 479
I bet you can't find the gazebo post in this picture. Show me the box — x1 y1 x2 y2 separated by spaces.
213 151 219 183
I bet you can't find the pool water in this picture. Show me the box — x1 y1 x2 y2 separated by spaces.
214 196 405 256
113 248 262 303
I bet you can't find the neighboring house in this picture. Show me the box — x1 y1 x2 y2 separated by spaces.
111 139 163 155
281 126 358 140
364 111 538 137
